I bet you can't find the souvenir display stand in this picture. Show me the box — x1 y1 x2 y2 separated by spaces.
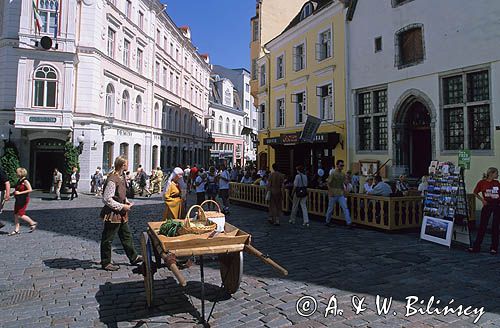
420 161 472 248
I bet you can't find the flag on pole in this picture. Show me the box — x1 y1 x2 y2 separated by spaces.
32 0 43 34
53 1 59 39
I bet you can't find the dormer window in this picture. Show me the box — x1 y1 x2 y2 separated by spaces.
300 3 313 21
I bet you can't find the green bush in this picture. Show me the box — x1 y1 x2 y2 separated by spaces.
64 141 80 183
0 142 21 184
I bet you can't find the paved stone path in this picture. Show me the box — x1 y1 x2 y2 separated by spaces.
0 192 499 327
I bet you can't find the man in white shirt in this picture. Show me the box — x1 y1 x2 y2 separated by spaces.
218 165 231 213
194 169 207 205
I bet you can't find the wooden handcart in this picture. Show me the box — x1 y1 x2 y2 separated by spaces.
141 220 288 326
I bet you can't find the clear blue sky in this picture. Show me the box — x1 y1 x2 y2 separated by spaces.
163 0 255 70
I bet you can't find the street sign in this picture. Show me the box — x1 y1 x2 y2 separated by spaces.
458 150 471 169
300 115 322 143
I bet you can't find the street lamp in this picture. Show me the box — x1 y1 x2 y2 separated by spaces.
77 133 85 154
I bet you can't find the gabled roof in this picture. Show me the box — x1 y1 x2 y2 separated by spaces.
281 0 334 35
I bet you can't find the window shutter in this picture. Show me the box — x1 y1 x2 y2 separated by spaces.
291 94 298 103
292 47 297 70
315 43 322 60
316 86 323 97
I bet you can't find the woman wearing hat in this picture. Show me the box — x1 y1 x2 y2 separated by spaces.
163 167 184 220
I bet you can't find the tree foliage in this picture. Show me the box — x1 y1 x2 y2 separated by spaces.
64 141 80 183
0 142 21 184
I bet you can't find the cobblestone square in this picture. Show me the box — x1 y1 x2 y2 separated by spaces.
0 193 498 327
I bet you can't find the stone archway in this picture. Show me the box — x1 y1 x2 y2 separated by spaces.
392 89 436 178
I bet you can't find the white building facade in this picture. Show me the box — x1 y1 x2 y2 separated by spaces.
212 65 258 164
346 0 500 188
208 76 245 167
0 0 211 191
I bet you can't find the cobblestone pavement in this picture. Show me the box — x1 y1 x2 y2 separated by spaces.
0 192 499 327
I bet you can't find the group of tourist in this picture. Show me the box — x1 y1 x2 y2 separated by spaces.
1 155 500 273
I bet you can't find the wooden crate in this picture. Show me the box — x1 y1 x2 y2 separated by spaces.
147 221 251 257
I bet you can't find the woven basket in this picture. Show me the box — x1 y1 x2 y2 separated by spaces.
200 200 226 220
178 205 217 235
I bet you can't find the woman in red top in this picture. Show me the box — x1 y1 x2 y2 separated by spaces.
469 167 500 254
8 168 37 236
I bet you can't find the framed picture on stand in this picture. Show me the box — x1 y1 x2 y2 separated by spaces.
420 216 454 247
359 160 379 177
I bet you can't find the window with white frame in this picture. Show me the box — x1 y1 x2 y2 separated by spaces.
163 36 167 50
121 90 130 121
107 28 115 58
175 110 179 132
245 100 250 110
293 43 305 71
123 39 130 66
137 48 143 74
154 103 160 128
276 55 284 79
210 117 214 132
245 83 250 92
168 108 173 130
252 20 259 41
155 61 160 83
259 104 266 129
317 84 333 120
276 98 285 127
218 116 223 133
38 0 60 35
292 92 306 124
316 29 332 61
169 72 174 91
299 2 312 21
225 118 230 134
259 63 266 86
105 84 115 117
33 66 58 108
442 69 491 150
356 89 388 151
135 95 142 123
163 66 167 87
138 11 144 29
232 119 236 135
125 0 132 19
156 29 161 45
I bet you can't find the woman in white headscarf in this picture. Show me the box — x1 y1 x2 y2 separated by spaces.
162 167 184 220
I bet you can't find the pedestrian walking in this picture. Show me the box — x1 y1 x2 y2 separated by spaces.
190 164 199 193
8 168 37 235
135 167 147 196
99 156 142 271
218 165 231 214
267 163 285 226
0 165 11 229
206 166 218 209
289 165 310 227
194 168 207 205
469 167 500 255
92 169 104 196
325 160 352 229
53 168 63 200
70 167 80 200
163 167 184 220
184 165 191 193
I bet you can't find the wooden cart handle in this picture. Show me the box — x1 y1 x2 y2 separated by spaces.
244 244 288 276
161 252 187 287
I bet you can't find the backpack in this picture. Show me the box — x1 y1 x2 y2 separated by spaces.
295 174 308 198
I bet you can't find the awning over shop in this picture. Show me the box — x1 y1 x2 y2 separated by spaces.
263 132 340 148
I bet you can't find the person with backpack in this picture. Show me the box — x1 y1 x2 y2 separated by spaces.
289 165 310 227
0 165 10 229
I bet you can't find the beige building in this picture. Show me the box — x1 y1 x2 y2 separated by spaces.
249 0 308 104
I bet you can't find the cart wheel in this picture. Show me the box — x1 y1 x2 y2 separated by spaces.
140 232 154 307
219 251 243 294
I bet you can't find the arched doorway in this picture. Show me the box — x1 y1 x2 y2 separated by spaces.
30 139 66 190
394 98 433 178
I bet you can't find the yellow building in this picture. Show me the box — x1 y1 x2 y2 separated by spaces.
250 0 308 104
256 0 347 176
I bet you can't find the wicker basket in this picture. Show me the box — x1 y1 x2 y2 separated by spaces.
178 205 217 235
200 200 226 232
